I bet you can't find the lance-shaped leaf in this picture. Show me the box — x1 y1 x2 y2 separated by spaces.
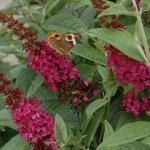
0 109 16 130
54 113 68 143
71 44 106 65
1 134 29 150
98 4 136 17
97 121 150 148
88 28 146 62
86 99 109 119
26 74 43 98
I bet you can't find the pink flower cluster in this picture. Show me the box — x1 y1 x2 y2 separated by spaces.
30 139 56 150
70 80 98 105
105 44 150 115
92 0 148 116
122 90 149 115
0 72 57 150
0 12 97 105
12 97 57 149
28 41 80 91
60 80 98 105
106 45 150 90
99 15 124 29
91 0 124 29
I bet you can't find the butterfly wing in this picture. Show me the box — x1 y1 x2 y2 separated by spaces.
65 33 81 46
47 32 80 56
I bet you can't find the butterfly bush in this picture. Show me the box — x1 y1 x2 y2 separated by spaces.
59 80 97 105
91 0 124 29
28 41 80 91
91 0 150 115
28 46 97 104
105 45 150 115
122 90 149 116
0 72 57 150
13 98 56 149
0 12 97 105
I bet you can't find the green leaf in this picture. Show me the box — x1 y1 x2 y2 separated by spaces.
86 99 109 119
77 63 96 80
104 120 114 139
98 121 150 148
0 95 5 110
0 61 12 75
71 44 106 65
31 11 44 24
54 113 68 143
97 65 119 94
0 46 18 54
0 109 16 130
80 7 96 28
42 0 60 17
44 13 87 33
98 4 136 18
88 28 146 62
84 108 105 147
30 23 45 39
140 136 150 146
75 0 92 9
55 105 79 129
103 121 120 150
8 65 25 80
15 68 36 95
141 0 150 11
120 142 150 150
1 134 29 150
116 112 137 130
0 26 8 35
26 74 43 97
123 84 133 94
144 27 150 48
97 65 110 81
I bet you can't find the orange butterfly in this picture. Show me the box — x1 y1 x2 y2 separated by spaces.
47 32 80 56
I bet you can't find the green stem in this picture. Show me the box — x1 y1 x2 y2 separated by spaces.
132 0 150 66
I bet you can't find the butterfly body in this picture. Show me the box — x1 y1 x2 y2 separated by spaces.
47 32 80 56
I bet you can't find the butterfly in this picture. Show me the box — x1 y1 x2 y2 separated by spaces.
47 32 81 56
